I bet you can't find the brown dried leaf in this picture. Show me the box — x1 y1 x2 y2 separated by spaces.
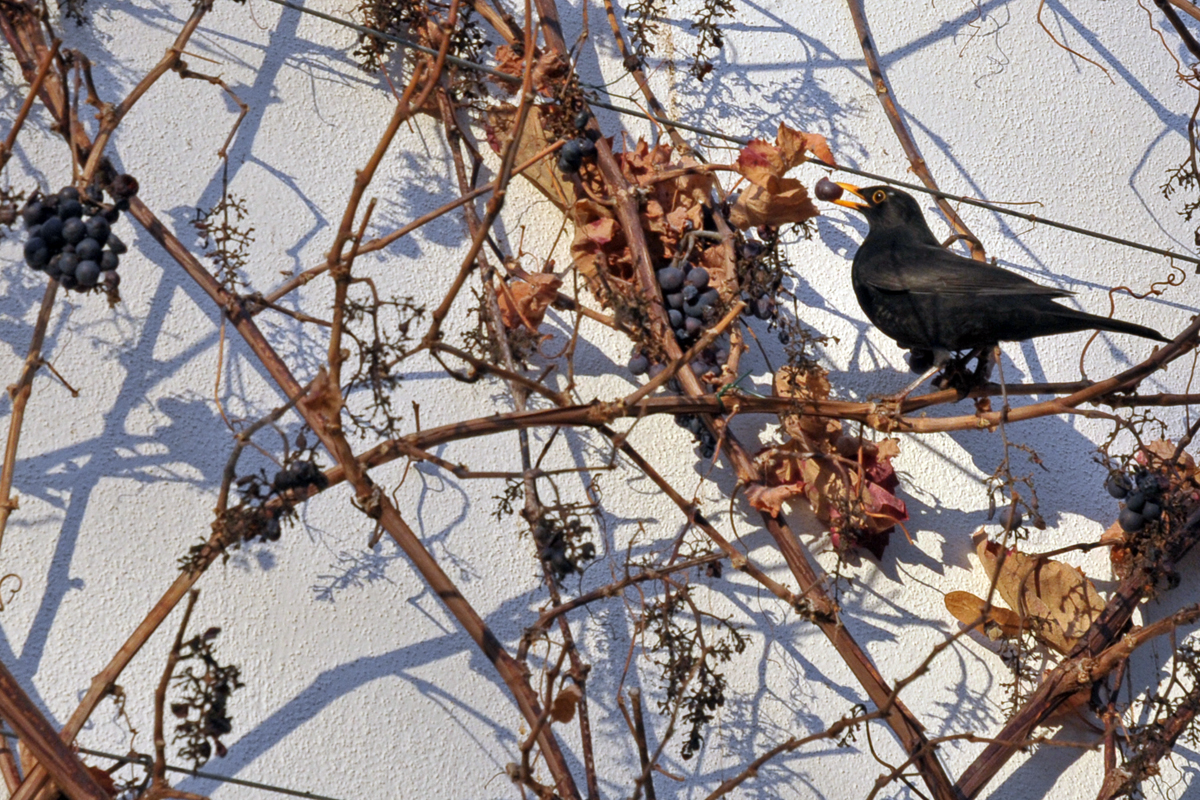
729 180 819 230
773 365 840 444
491 45 524 94
486 104 572 210
775 123 835 170
972 529 1105 654
497 273 563 332
944 590 1025 639
550 682 583 723
745 482 808 515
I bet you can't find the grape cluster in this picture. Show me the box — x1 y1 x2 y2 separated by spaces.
1107 467 1165 533
20 179 136 293
558 110 600 174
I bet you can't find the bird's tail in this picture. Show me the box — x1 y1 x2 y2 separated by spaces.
1083 313 1169 343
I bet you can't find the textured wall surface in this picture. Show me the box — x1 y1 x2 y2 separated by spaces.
1 0 1199 798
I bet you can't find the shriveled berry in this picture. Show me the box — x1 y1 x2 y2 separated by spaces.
668 309 683 327
657 266 684 291
667 292 684 309
1119 507 1146 533
753 297 774 320
106 234 127 254
999 507 1022 530
814 178 843 201
629 354 650 375
682 284 699 302
102 270 120 291
685 317 703 337
100 250 120 271
110 174 139 198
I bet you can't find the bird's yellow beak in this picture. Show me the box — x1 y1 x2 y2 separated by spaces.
832 183 869 211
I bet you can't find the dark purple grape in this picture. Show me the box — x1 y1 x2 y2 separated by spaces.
45 254 63 280
741 240 763 260
62 217 87 244
58 186 80 201
21 201 44 228
686 267 710 290
999 507 1022 530
106 234 127 255
1135 471 1163 498
690 360 708 377
577 137 596 158
100 250 119 271
558 140 584 173
1125 491 1146 513
666 292 684 309
57 253 79 277
715 348 729 363
59 274 77 290
668 309 683 328
1119 507 1146 533
57 199 83 220
85 185 103 203
657 266 684 291
629 354 650 375
778 329 791 345
75 237 101 262
574 109 590 129
103 207 121 224
27 224 41 241
648 363 665 379
75 260 101 287
682 284 699 302
685 317 703 337
39 216 64 247
85 215 109 245
1105 474 1131 499
753 297 774 320
114 198 130 212
24 237 49 268
814 177 843 201
1142 502 1162 521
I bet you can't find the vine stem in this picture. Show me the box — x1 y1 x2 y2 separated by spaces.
845 0 986 260
0 280 59 551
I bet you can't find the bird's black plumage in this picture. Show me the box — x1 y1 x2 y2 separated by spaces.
830 184 1168 361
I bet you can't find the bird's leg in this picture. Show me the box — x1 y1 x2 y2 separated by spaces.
971 345 997 385
889 348 952 403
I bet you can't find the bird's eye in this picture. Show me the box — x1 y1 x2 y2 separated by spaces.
872 190 887 204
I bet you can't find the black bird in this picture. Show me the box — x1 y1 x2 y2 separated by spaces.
828 183 1168 382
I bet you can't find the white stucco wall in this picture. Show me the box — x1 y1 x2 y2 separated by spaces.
2 0 1200 798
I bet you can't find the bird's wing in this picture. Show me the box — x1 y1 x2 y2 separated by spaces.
861 243 1072 297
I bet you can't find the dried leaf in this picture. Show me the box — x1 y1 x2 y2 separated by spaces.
550 683 583 723
775 123 835 170
491 45 524 94
729 180 819 230
745 482 807 515
972 529 1105 654
486 105 573 210
944 590 1025 639
497 273 563 331
773 365 840 444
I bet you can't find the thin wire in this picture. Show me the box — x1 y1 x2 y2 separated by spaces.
0 729 347 800
263 0 1200 266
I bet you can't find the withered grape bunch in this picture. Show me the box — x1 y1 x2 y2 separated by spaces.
20 177 137 293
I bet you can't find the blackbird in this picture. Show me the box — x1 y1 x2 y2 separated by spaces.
829 183 1168 374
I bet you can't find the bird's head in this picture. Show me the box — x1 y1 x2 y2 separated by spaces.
830 183 938 242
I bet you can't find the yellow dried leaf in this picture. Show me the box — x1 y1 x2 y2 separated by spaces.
487 105 573 210
728 180 819 230
972 530 1105 654
944 590 1024 639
